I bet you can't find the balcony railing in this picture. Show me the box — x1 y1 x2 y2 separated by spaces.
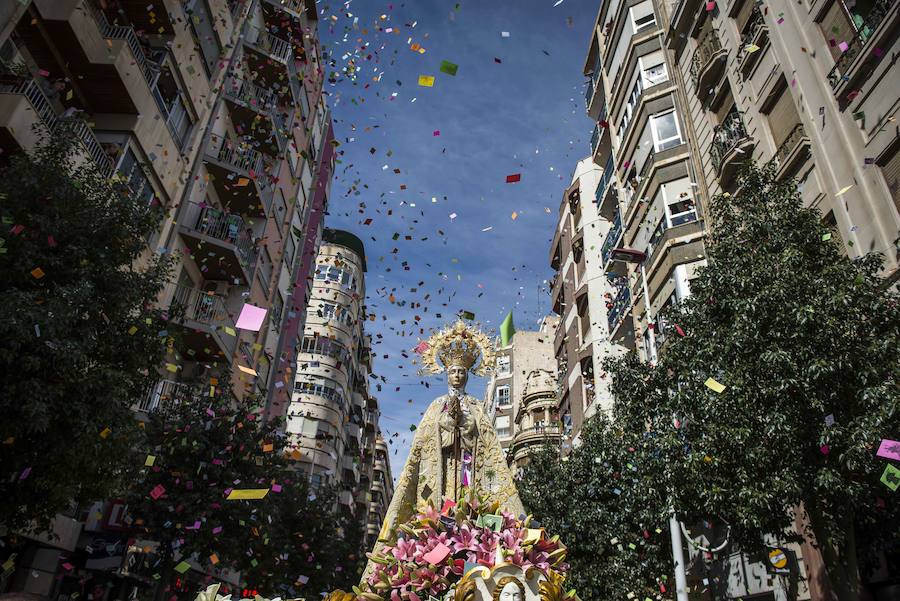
223 75 279 113
180 201 257 269
215 139 265 176
168 283 232 328
770 123 807 173
87 1 160 87
826 0 894 88
266 0 305 14
244 25 292 63
710 111 749 173
607 280 632 332
601 212 623 266
595 155 615 203
0 79 114 177
690 29 724 89
737 7 766 62
139 379 199 412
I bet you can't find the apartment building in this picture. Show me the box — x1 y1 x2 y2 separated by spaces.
665 0 899 277
366 435 395 543
549 157 634 447
483 316 561 468
0 0 335 597
288 228 388 543
661 0 900 595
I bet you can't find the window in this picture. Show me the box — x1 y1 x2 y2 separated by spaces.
496 355 511 376
314 264 358 292
630 1 657 33
152 62 194 147
274 189 288 223
650 110 682 151
495 415 511 437
640 53 668 87
271 291 284 329
257 247 273 294
182 0 221 78
495 385 511 407
116 148 157 208
284 232 297 270
618 78 644 142
294 378 346 407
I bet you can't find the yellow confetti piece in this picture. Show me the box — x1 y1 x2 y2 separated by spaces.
128 326 138 335
745 43 760 53
30 267 45 279
165 363 179 373
238 365 258 376
144 455 156 467
99 427 112 439
418 75 435 87
226 488 269 500
223 326 236 337
704 377 726 393
835 185 853 197
511 212 518 220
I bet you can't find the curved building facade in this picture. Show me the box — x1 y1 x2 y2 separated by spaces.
287 229 382 526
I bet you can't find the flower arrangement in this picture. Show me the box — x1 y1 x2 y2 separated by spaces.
353 492 570 601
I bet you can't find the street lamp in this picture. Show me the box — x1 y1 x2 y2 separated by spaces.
609 247 688 601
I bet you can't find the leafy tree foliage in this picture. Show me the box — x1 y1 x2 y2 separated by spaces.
128 382 362 598
0 128 170 533
520 413 674 601
604 164 899 601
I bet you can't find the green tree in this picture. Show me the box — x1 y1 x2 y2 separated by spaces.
605 163 900 601
0 127 170 534
128 381 360 599
520 413 674 601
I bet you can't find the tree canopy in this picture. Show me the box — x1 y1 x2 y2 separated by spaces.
524 164 899 601
0 127 171 534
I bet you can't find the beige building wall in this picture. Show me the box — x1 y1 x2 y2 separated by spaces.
666 0 899 277
483 316 560 467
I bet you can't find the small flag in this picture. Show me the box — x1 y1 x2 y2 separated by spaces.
418 75 435 87
440 61 458 76
500 311 516 346
506 173 521 183
460 310 475 320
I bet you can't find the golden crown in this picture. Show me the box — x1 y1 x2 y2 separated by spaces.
419 320 496 377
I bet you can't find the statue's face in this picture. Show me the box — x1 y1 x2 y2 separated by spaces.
499 582 522 601
448 366 468 390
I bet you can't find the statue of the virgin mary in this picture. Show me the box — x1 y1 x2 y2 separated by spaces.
363 320 525 578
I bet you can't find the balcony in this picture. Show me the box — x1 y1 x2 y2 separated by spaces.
769 123 810 181
0 78 114 177
243 24 294 78
591 106 611 164
690 29 727 102
203 137 271 217
177 201 257 284
710 111 754 186
736 7 768 76
585 52 604 119
668 0 704 53
601 212 624 267
83 0 159 96
166 283 238 361
826 0 897 101
606 279 632 335
138 380 201 413
222 75 287 156
510 425 562 462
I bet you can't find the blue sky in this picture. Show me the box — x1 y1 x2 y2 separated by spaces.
319 0 597 477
